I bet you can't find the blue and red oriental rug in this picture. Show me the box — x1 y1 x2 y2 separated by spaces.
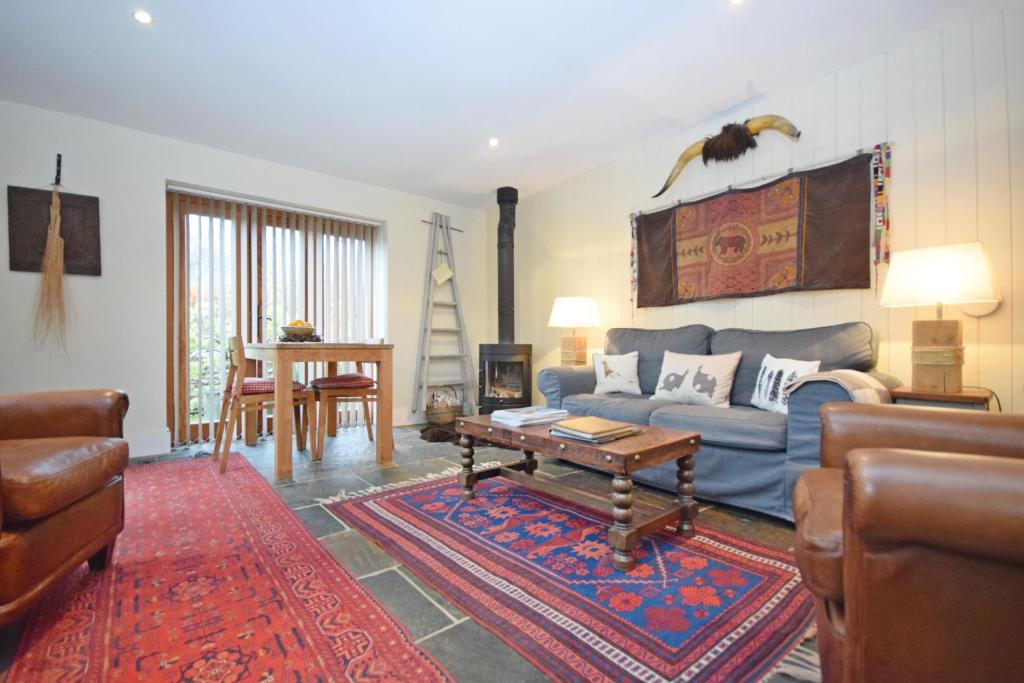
328 476 814 683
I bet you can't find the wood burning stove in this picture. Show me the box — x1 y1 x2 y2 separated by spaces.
479 343 531 413
479 187 532 414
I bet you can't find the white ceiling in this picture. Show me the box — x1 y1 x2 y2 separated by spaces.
0 1 1001 207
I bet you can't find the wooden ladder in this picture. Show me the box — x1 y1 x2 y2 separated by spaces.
411 212 478 416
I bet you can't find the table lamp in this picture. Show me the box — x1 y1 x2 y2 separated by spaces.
548 297 599 366
880 241 1001 392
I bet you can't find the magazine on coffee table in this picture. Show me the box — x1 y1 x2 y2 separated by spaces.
490 406 568 426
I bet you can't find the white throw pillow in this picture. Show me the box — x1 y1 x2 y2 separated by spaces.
750 353 822 414
592 351 641 395
652 351 742 407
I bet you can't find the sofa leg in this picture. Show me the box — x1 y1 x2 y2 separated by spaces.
87 540 116 571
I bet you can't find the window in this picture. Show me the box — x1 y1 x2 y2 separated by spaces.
166 189 379 446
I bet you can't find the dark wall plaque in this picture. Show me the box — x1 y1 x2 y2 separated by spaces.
7 186 101 276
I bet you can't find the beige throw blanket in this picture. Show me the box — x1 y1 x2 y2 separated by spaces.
785 369 892 404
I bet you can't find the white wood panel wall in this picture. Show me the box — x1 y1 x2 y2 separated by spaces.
515 5 1024 413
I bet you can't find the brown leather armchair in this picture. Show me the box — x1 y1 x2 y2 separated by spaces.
0 389 130 626
793 403 1024 682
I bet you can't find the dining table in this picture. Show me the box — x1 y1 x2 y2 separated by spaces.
244 341 394 479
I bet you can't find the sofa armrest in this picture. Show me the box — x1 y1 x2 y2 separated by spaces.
865 370 902 391
0 389 129 440
820 403 1024 470
536 366 597 408
846 448 1024 564
786 379 859 467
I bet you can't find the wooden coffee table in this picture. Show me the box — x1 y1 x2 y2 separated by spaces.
455 415 701 572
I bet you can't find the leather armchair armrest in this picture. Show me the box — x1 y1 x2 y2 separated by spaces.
842 447 1024 681
819 402 1024 469
536 366 597 408
845 448 1024 565
0 389 129 440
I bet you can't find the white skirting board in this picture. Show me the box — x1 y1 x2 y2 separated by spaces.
126 428 172 458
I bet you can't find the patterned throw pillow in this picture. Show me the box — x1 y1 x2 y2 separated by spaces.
652 351 742 407
750 353 821 414
592 351 642 395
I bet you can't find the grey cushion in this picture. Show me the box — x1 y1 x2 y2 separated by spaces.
605 325 715 394
650 404 787 451
710 322 876 407
562 393 675 426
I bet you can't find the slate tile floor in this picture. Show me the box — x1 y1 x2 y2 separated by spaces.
0 426 811 681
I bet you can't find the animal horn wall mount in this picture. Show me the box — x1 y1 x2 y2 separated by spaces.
652 115 801 198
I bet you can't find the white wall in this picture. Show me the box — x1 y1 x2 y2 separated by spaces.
0 100 491 455
515 5 1024 413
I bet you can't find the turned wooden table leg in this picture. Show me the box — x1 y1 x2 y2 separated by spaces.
523 449 537 476
457 434 477 501
676 453 698 537
326 362 339 436
609 473 637 571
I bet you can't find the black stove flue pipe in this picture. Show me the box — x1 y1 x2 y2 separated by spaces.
496 186 518 345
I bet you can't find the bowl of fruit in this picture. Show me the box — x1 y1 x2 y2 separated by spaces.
282 320 316 337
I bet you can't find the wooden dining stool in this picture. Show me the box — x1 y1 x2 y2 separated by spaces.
311 364 377 460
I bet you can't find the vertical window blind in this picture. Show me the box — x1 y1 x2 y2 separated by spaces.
166 189 378 447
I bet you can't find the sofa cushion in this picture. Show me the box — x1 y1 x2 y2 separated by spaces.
605 325 715 395
793 468 844 602
650 404 787 451
562 393 675 426
750 353 821 414
711 322 876 406
0 436 129 522
652 350 742 407
592 351 641 395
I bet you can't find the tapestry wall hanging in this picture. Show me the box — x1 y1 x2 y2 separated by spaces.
633 153 873 308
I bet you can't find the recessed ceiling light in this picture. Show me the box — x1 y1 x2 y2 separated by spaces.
488 137 499 148
729 0 742 4
133 10 153 24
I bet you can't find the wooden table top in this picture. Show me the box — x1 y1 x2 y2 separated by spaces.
245 342 393 350
456 415 699 475
890 387 992 404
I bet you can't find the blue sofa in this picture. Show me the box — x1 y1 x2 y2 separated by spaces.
537 322 901 520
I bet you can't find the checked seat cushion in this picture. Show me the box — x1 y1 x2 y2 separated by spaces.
311 374 375 390
241 377 307 395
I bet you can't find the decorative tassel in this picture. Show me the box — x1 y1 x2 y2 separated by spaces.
629 213 639 317
870 142 892 293
33 186 68 346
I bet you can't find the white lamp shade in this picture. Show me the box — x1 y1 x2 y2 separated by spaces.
880 242 1000 308
548 297 599 329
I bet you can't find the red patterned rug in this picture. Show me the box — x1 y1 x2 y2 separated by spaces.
327 476 814 683
6 455 449 682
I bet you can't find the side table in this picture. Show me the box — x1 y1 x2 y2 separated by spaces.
890 387 993 411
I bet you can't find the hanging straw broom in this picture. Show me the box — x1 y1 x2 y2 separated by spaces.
33 183 68 346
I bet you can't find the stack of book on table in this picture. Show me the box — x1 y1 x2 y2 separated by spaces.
490 406 568 427
549 416 641 444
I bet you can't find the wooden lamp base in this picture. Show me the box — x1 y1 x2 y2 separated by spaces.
911 319 964 393
560 336 587 366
